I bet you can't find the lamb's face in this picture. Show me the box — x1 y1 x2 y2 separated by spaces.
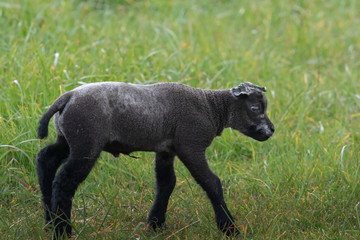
230 91 274 141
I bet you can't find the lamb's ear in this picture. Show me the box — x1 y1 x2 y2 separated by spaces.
253 85 267 92
243 82 267 92
231 87 249 97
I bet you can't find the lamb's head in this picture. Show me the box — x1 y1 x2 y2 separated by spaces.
228 82 274 141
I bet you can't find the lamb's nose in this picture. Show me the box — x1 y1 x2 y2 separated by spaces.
270 125 275 133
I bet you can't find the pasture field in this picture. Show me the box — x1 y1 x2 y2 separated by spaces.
0 0 359 239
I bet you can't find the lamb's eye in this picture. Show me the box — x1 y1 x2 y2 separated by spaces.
250 105 260 112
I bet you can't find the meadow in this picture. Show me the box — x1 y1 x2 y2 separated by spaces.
0 0 359 239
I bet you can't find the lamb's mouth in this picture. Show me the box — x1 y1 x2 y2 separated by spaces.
244 125 273 142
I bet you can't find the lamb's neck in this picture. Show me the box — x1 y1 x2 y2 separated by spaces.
204 89 232 136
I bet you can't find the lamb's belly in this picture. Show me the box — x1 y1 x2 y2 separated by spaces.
152 139 174 153
131 139 174 153
105 137 174 155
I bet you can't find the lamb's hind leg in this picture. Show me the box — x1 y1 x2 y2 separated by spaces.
51 145 102 238
36 136 69 226
148 152 176 230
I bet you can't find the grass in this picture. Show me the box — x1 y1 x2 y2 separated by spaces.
0 0 359 239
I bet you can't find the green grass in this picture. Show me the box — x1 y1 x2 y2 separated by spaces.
1 0 359 239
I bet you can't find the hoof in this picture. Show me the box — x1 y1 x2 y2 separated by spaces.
217 219 240 237
222 224 240 237
147 216 165 231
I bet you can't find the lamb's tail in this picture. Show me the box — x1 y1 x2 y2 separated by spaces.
38 92 73 139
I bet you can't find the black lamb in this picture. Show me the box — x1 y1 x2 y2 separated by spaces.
36 81 274 237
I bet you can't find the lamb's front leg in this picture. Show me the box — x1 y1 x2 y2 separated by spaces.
148 152 176 230
176 146 239 236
